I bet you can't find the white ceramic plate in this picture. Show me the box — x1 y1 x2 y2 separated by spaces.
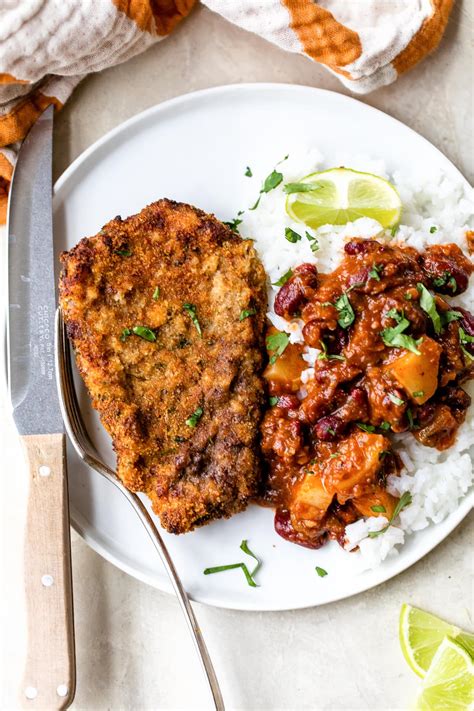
54 83 473 611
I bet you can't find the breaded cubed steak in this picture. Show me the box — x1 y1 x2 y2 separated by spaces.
59 199 267 533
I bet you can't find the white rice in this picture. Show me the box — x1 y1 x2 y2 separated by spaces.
238 150 474 570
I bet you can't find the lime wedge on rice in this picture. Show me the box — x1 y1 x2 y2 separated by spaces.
400 603 474 678
285 167 402 229
415 637 474 710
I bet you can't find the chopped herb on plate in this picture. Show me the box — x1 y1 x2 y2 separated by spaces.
185 406 203 428
315 566 328 578
417 283 441 334
132 326 156 342
272 269 293 287
245 166 252 177
266 331 290 364
240 308 257 321
368 491 412 538
334 292 355 329
183 302 202 336
152 286 160 300
285 227 302 243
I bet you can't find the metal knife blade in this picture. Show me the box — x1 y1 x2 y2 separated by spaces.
7 105 63 435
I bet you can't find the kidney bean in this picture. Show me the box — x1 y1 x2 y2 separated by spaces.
274 264 318 318
349 386 367 408
347 268 369 288
453 307 474 354
344 240 379 256
421 253 471 295
313 414 346 441
274 509 327 549
276 394 301 411
302 319 323 348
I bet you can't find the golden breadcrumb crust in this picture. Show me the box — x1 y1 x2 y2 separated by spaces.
60 199 267 533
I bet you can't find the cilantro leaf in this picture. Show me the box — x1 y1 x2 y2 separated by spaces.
368 491 412 538
245 166 252 177
369 263 382 281
315 566 328 577
186 406 203 427
224 217 243 233
266 331 290 364
272 269 293 287
183 303 202 336
152 286 160 300
285 227 302 243
417 283 441 335
132 326 156 342
239 308 257 321
262 169 283 193
371 505 386 513
334 292 355 329
356 422 375 433
381 310 421 355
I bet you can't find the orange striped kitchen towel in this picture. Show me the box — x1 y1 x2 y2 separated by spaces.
0 0 453 223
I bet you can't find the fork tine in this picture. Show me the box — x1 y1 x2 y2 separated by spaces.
55 308 224 710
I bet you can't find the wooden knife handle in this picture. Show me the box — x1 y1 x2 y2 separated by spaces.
20 433 76 710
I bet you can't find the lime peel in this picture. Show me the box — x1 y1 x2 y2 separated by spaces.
399 603 474 679
415 636 474 710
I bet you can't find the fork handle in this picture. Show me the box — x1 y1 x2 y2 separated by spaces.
20 433 76 710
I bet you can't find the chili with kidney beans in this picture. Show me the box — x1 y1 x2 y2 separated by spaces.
260 238 473 549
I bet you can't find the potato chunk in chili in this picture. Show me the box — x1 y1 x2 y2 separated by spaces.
261 238 473 549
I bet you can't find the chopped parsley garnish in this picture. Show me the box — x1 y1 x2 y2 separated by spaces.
269 396 279 407
380 421 391 431
203 539 261 588
459 327 474 362
327 427 336 436
120 328 132 342
263 169 283 193
404 292 413 301
317 339 345 361
266 331 290 364
305 231 320 252
315 566 328 578
389 393 405 406
329 452 341 459
272 269 293 287
284 182 321 194
245 166 253 177
183 302 202 336
369 263 382 281
390 225 399 237
368 491 412 538
249 196 261 211
152 286 160 300
432 271 456 292
334 292 355 329
224 217 243 233
417 283 441 335
356 422 376 433
132 326 156 342
381 309 422 355
285 227 302 243
406 407 414 429
441 310 462 326
412 390 424 398
430 226 438 234
371 505 386 513
185 406 203 428
115 247 132 257
240 308 257 321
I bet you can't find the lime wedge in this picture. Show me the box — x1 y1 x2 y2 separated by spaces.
285 167 401 229
400 603 474 678
415 637 474 710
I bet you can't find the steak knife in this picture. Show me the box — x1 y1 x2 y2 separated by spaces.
7 106 76 710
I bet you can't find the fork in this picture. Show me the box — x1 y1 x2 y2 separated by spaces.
55 308 225 710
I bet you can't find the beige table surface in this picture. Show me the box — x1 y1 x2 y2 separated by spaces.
2 3 473 710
